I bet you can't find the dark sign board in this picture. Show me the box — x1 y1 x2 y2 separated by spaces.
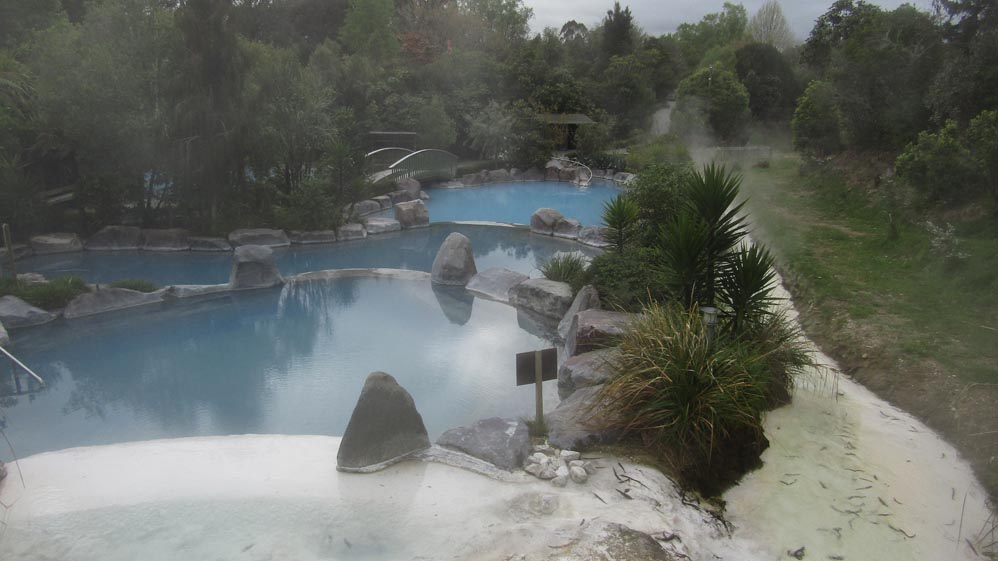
515 348 558 386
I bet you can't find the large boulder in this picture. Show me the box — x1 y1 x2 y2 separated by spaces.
229 245 284 289
352 199 382 216
0 295 57 328
578 226 611 248
64 288 165 319
394 200 429 229
552 217 582 239
372 195 393 209
397 177 422 197
336 223 367 242
530 208 565 236
558 285 601 340
487 169 511 183
336 371 431 472
545 166 561 181
0 319 9 347
558 348 619 400
509 279 574 320
289 230 337 245
388 190 415 205
521 168 544 181
466 267 528 302
546 385 620 450
142 228 190 251
30 233 83 255
189 236 232 252
436 417 531 471
86 226 143 251
364 217 402 235
431 232 477 286
566 309 636 356
228 228 290 248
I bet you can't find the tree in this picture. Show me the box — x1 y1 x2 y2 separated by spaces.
559 20 588 43
792 80 843 156
466 100 514 160
896 120 979 203
603 2 636 59
339 0 399 62
413 95 457 149
674 3 747 68
748 0 795 52
965 109 998 202
801 0 881 72
672 66 750 145
734 42 799 121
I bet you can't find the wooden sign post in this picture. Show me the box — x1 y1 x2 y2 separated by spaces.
516 347 557 426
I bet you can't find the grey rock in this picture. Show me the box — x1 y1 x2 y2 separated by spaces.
559 348 620 399
397 177 422 197
439 180 464 189
509 278 574 320
431 283 474 325
563 522 679 561
570 465 588 483
0 296 57 328
167 284 231 300
578 226 611 248
552 474 568 487
229 245 284 290
532 444 554 455
530 208 565 235
545 166 561 181
528 452 548 465
353 199 382 216
509 168 522 180
373 195 393 209
461 173 482 186
567 309 636 356
558 285 601 340
560 450 581 462
552 218 582 239
17 273 46 284
556 465 570 478
289 230 337 245
419 190 430 200
431 232 477 286
227 228 290 248
64 288 165 319
336 223 367 242
394 200 429 229
466 267 528 302
487 169 511 183
559 167 579 182
538 467 557 480
336 371 431 471
614 172 637 184
86 226 143 251
30 232 83 255
0 320 9 347
142 228 190 251
190 236 232 252
521 168 544 181
525 463 544 477
547 385 620 451
388 190 415 205
364 217 401 235
436 417 530 471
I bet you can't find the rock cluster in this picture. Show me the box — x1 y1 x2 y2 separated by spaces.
523 443 596 487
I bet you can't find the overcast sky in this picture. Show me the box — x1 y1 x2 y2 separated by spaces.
524 0 934 41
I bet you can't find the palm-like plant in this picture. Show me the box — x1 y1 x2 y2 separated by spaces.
718 244 778 335
601 194 640 253
684 163 747 305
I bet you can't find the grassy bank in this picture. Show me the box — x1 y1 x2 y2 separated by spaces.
738 153 998 498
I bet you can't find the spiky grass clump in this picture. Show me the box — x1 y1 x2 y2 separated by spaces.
540 253 590 292
596 301 813 494
0 276 89 310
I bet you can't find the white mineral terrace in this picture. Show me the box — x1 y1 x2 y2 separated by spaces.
0 286 991 560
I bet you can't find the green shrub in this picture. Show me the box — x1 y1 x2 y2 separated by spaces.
626 135 691 172
109 279 159 293
540 253 590 293
0 276 89 310
588 247 670 312
601 194 640 253
274 179 344 231
672 67 750 145
792 80 843 157
627 163 691 244
896 120 979 204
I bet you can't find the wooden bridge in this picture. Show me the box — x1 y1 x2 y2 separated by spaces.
365 148 458 186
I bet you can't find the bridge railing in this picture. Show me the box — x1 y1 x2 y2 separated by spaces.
373 149 458 185
364 147 414 174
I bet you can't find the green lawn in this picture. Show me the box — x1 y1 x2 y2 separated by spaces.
736 154 998 496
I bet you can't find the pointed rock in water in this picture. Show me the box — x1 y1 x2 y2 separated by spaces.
229 245 284 290
431 233 477 286
337 372 431 472
558 285 601 341
436 417 530 470
530 208 564 235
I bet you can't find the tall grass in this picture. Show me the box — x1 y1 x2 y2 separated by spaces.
540 253 590 292
596 301 813 494
0 276 89 310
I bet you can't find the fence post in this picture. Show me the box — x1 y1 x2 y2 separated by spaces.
2 224 16 280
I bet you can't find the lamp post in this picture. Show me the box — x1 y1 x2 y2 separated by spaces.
702 306 719 347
